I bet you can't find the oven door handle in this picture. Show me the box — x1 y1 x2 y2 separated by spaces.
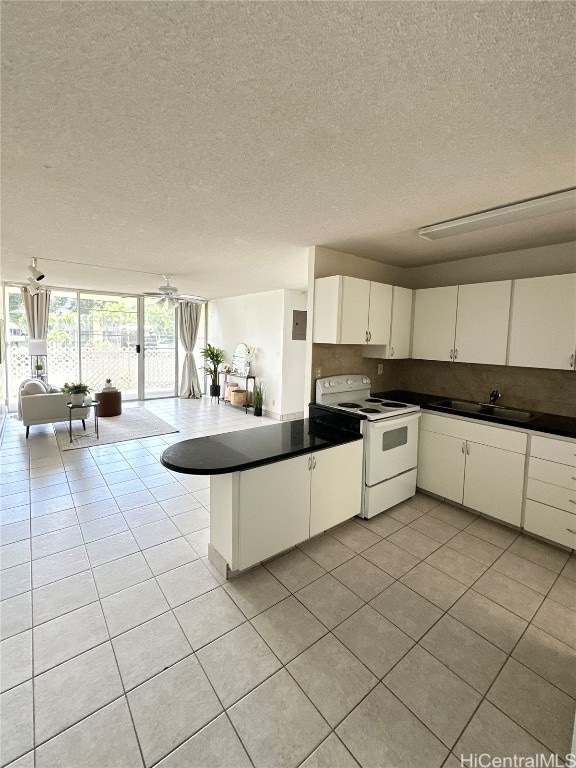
373 412 421 430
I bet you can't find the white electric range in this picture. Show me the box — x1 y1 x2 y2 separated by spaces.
315 375 421 518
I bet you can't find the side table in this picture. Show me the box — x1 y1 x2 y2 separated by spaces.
95 390 122 417
67 401 100 444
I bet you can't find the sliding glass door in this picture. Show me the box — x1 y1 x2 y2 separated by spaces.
143 298 177 399
4 287 181 407
79 294 139 399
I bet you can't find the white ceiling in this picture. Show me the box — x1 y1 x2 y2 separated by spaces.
2 2 575 298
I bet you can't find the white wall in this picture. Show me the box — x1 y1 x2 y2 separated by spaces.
314 246 409 286
406 241 576 288
208 289 306 419
281 289 307 417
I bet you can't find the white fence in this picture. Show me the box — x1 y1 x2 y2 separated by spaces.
8 346 176 400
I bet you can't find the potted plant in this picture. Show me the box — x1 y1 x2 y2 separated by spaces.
103 378 117 391
62 382 91 406
34 361 44 376
253 380 264 417
200 344 226 398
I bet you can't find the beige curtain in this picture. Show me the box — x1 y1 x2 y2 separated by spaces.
21 287 51 339
178 301 202 398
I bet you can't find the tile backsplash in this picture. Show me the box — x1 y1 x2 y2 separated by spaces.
312 345 576 417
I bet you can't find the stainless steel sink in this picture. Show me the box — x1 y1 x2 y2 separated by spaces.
432 399 536 423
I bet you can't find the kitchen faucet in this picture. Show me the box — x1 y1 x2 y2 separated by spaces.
489 389 501 405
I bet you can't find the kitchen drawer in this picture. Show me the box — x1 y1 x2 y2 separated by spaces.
530 435 576 467
528 457 576 490
420 412 526 454
526 477 576 514
524 499 576 550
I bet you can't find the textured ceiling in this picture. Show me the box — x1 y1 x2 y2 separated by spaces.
2 1 575 297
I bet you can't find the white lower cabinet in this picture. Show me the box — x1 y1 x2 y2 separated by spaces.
463 442 525 526
417 413 527 526
524 434 576 548
210 441 363 573
417 430 465 503
524 500 576 550
310 441 363 536
238 455 311 572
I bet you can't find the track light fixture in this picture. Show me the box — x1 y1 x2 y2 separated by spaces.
27 277 42 294
28 258 45 282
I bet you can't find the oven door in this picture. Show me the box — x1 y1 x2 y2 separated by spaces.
364 413 420 487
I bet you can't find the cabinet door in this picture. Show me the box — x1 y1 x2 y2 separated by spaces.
417 429 465 503
412 286 458 361
508 274 576 369
310 441 363 536
340 277 371 344
238 455 310 570
389 286 413 359
367 282 392 345
455 281 511 365
463 442 524 526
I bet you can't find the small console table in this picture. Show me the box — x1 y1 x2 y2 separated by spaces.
218 372 255 414
66 401 100 444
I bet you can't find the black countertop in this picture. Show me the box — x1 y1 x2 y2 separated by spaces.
161 412 363 475
373 389 576 440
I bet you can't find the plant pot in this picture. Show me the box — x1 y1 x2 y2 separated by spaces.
254 405 263 417
209 384 221 398
70 393 84 405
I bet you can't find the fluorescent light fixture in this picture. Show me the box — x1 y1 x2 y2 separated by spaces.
28 258 45 281
418 188 576 240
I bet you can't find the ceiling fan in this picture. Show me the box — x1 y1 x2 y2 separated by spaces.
143 276 205 307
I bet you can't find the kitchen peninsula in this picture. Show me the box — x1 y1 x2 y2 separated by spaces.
161 410 363 577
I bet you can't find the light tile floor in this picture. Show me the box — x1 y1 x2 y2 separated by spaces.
1 398 575 768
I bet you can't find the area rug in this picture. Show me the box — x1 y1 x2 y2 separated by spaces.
54 407 179 450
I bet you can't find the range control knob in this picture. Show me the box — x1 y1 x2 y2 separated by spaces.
346 378 353 386
362 377 370 384
323 382 330 388
328 381 335 387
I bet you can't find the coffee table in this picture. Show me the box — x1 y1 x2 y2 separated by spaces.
66 401 100 444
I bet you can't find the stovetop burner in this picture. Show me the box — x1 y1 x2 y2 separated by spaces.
365 398 382 403
359 407 381 414
338 402 361 408
379 401 408 408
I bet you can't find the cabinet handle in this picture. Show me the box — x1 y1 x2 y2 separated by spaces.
570 499 575 504
567 529 576 535
461 441 466 453
454 348 458 360
365 331 369 343
390 346 394 357
466 443 470 455
307 456 312 470
450 349 454 360
570 353 575 368
312 455 317 469
368 331 372 342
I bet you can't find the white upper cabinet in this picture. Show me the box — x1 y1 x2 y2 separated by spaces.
413 281 512 365
389 286 413 359
412 286 458 361
508 274 576 370
338 277 371 344
454 281 512 365
313 275 392 345
367 281 393 345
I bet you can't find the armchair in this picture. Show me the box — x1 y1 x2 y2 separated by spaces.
18 380 89 437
